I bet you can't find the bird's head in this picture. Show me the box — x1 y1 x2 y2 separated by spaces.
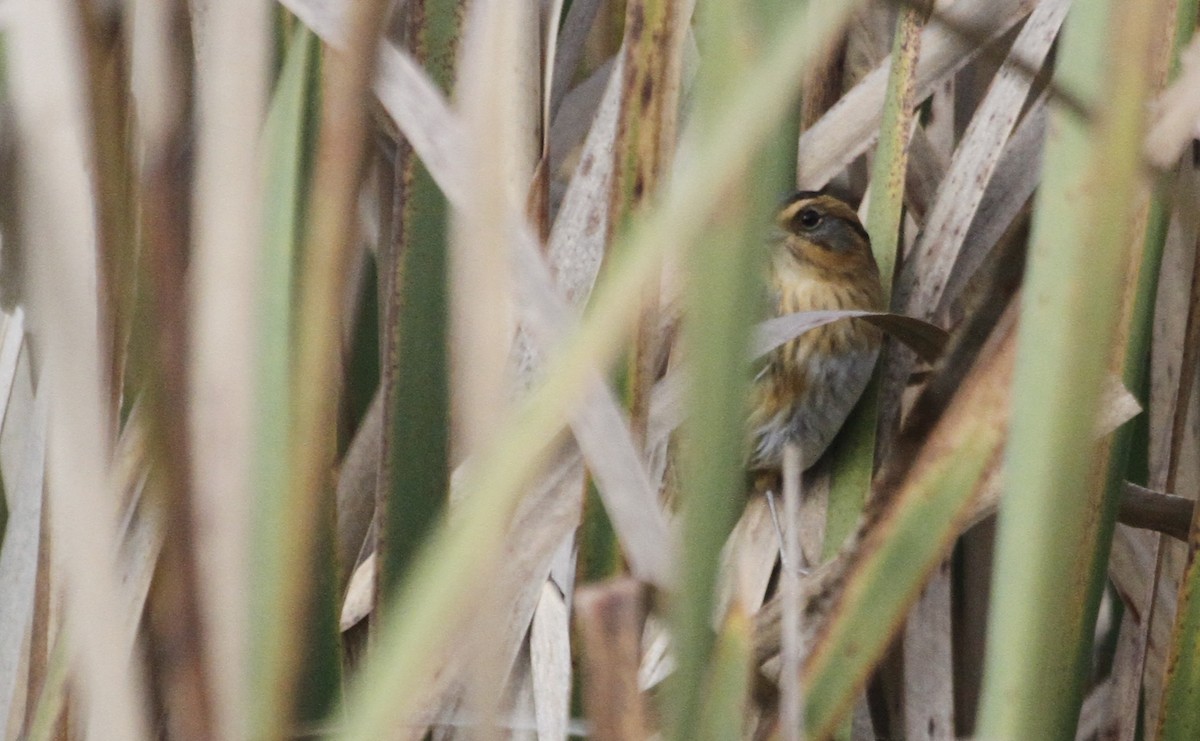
773 191 878 276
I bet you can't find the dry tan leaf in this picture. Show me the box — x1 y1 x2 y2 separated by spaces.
339 551 376 631
715 496 781 622
938 98 1047 316
1097 376 1143 438
546 57 623 308
797 0 1037 189
1144 36 1200 170
897 0 1069 319
10 1 151 735
530 582 572 741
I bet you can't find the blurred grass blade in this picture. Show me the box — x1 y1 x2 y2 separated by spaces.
266 0 391 725
129 1 222 734
249 19 342 737
976 0 1166 735
823 0 925 568
697 608 753 741
668 0 792 737
75 2 136 421
189 0 269 735
452 0 528 456
9 0 151 735
1108 4 1196 735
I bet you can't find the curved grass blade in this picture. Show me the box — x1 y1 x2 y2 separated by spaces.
753 310 947 364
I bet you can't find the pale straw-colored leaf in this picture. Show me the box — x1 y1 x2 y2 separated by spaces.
340 552 377 631
540 0 566 155
452 0 530 456
779 444 804 741
188 1 268 735
0 310 25 423
715 497 782 621
529 582 572 740
1144 35 1200 170
546 57 622 306
902 562 954 740
8 1 151 736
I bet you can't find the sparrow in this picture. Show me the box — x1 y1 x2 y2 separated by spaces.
747 191 885 477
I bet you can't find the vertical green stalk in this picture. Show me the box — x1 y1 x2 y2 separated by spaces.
824 3 924 557
378 0 460 604
698 610 754 741
669 2 788 739
976 0 1163 736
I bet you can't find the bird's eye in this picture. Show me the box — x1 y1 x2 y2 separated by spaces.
795 207 823 230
